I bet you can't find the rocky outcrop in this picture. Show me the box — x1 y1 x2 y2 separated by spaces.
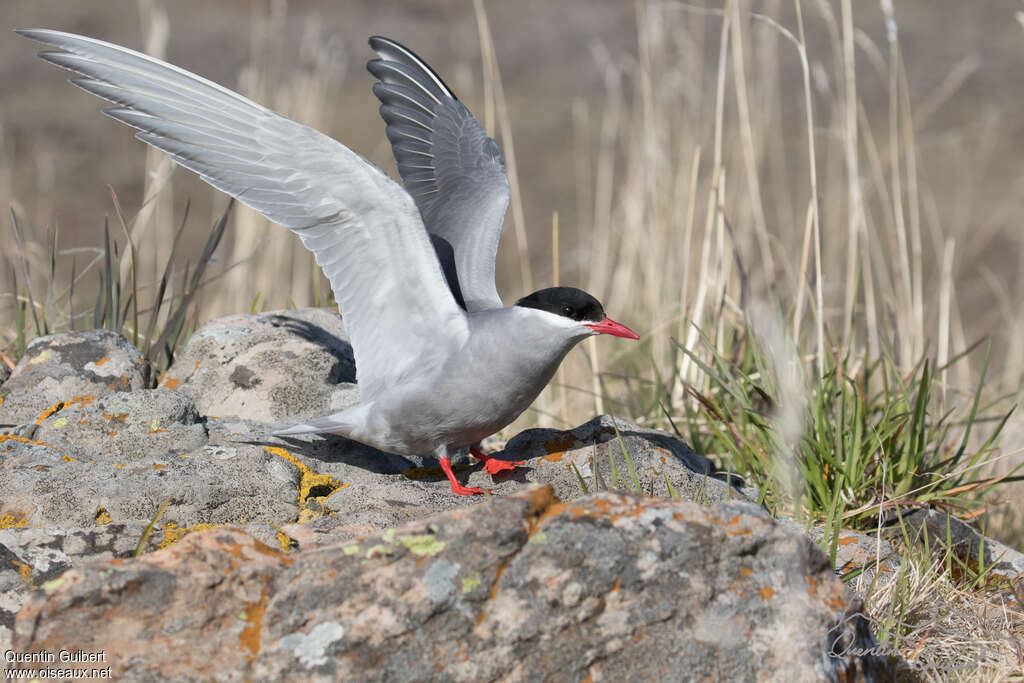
0 310 894 679
9 488 887 681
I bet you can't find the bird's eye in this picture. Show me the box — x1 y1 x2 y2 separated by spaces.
562 305 573 317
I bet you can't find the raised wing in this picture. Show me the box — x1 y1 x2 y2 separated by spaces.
367 36 510 312
18 29 469 400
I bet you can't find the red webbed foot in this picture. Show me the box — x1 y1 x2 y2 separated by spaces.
439 456 489 496
470 445 525 477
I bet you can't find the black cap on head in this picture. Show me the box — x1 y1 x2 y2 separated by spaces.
515 287 605 323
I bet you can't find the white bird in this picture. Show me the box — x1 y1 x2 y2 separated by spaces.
19 29 639 495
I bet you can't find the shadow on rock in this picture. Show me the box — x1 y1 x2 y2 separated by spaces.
264 314 355 384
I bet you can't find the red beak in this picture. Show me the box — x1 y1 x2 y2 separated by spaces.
585 317 640 340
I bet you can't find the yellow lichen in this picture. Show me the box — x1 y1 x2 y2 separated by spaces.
275 529 296 553
158 522 221 549
461 573 482 594
396 533 445 556
0 512 28 529
94 507 113 525
12 560 34 588
62 455 78 462
42 576 65 592
28 349 53 364
264 446 341 523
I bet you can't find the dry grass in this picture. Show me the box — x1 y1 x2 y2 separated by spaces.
863 546 1024 679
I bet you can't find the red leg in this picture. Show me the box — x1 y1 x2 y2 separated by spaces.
439 457 488 496
470 445 525 477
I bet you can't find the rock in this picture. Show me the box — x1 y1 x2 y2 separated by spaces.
801 525 901 603
490 414 756 503
894 508 1024 586
275 415 757 546
0 524 147 657
0 330 148 426
160 308 358 422
9 487 890 681
0 394 299 529
31 388 207 462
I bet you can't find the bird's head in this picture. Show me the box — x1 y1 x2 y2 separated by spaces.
515 287 639 341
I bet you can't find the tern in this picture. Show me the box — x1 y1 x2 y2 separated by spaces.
19 29 640 495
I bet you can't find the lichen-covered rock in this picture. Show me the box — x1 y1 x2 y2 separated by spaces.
0 524 147 657
274 415 756 544
801 524 900 604
9 487 889 681
0 395 299 529
160 308 358 422
0 330 148 425
31 388 207 461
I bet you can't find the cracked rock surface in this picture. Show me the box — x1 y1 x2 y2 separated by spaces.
10 488 887 681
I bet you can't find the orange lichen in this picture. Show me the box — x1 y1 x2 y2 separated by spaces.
543 434 578 455
160 376 180 390
837 535 859 546
542 450 564 462
152 464 167 471
0 438 61 454
239 587 269 660
94 356 109 366
35 396 95 424
759 587 775 600
101 413 128 422
724 515 753 536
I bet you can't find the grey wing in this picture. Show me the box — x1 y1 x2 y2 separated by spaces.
367 36 509 312
19 29 469 400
